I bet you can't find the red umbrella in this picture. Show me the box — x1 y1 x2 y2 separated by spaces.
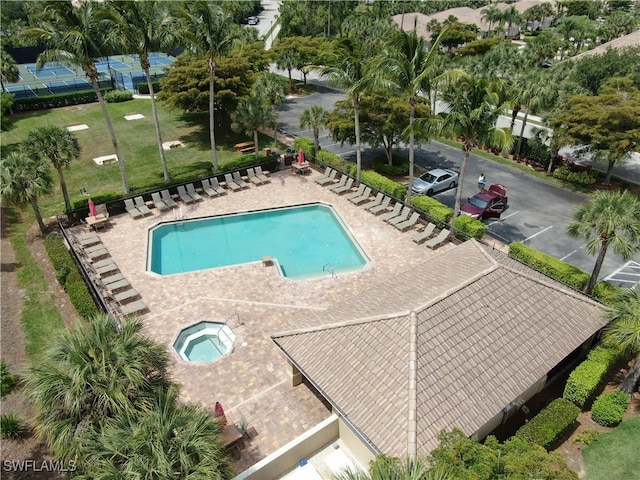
214 401 228 428
298 148 305 164
88 198 98 217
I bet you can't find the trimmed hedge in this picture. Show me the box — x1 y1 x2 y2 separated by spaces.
591 390 629 426
410 196 453 225
104 90 133 103
515 398 580 450
293 137 314 157
453 214 487 240
360 170 406 200
137 81 161 95
371 154 409 176
553 165 597 185
316 150 354 176
563 360 609 407
587 344 625 367
13 89 111 112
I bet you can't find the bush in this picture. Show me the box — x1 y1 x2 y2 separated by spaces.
13 89 111 112
293 137 315 157
410 196 453 225
515 398 580 450
0 361 18 397
0 413 24 439
104 90 133 103
573 430 599 445
371 154 409 176
316 150 354 176
563 360 609 407
591 390 629 426
137 81 161 95
1 92 15 131
359 170 406 199
553 165 598 185
587 344 624 368
591 281 621 306
453 214 487 240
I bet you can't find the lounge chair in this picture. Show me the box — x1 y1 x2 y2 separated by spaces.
344 184 366 201
118 299 148 317
333 178 355 195
81 246 109 260
111 287 140 304
379 202 403 222
177 185 195 203
387 207 412 226
97 276 130 293
209 177 227 195
368 196 392 214
161 190 178 208
246 168 264 185
200 179 217 197
412 223 436 244
424 229 450 249
91 260 119 276
350 187 372 205
255 166 270 183
326 175 347 191
232 171 250 189
186 183 203 201
314 167 336 185
100 272 126 285
361 192 383 210
151 192 170 211
124 198 144 219
134 196 153 215
83 243 107 255
394 212 421 231
71 233 101 247
224 173 242 191
90 258 116 269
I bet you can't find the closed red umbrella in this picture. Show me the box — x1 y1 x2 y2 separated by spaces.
214 401 228 428
298 148 305 164
88 198 98 217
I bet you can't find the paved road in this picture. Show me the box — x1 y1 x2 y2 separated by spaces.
274 86 640 288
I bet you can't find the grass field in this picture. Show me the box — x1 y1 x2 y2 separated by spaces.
1 99 279 217
582 416 640 480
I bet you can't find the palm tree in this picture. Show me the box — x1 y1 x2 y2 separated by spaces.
501 5 523 38
174 1 236 170
335 455 452 480
103 0 177 182
439 74 513 231
480 5 502 35
0 47 19 92
26 0 130 194
0 150 53 236
24 126 80 215
566 190 640 295
79 387 233 479
253 72 289 144
24 314 172 466
604 289 640 394
276 48 300 93
232 95 276 161
300 105 330 157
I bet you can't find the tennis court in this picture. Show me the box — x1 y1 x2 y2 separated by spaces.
95 58 132 73
43 79 93 95
128 53 173 67
25 62 75 78
6 85 37 99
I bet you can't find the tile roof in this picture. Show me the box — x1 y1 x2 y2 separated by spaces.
272 240 607 457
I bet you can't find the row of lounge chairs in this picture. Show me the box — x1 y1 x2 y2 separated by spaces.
69 231 148 317
315 167 450 249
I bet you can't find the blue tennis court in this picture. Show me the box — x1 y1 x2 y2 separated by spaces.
95 58 131 73
26 62 75 78
6 85 37 99
44 79 92 94
128 53 173 67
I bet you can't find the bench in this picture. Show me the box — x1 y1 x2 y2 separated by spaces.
235 142 255 153
239 146 255 154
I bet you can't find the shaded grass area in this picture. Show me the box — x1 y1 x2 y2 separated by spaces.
582 416 640 480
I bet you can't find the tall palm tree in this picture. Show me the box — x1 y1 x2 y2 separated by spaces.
335 455 452 480
439 74 513 231
0 150 53 236
480 4 502 35
276 48 300 93
174 1 236 170
253 72 289 144
0 47 19 92
231 95 276 161
26 0 130 194
103 0 177 182
604 288 640 394
566 190 640 295
300 105 330 157
24 126 80 215
24 314 172 466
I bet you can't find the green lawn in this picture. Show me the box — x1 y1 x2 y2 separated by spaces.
582 416 640 480
1 99 278 217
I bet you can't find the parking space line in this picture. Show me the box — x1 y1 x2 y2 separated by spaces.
487 211 519 227
522 226 553 243
560 249 579 261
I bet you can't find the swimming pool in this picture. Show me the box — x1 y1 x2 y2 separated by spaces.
147 203 369 279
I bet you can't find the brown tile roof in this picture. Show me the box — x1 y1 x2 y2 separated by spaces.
272 240 606 457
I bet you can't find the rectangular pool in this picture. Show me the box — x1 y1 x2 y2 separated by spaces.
147 203 369 279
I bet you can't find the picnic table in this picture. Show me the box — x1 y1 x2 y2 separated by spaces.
235 142 255 154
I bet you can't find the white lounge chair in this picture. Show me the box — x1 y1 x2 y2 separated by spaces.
124 198 144 219
379 202 403 222
247 168 264 185
424 229 450 249
177 185 195 203
361 192 383 210
315 167 336 185
333 177 355 194
117 299 148 317
412 223 436 244
186 183 203 201
151 192 170 211
209 177 227 195
255 166 270 183
387 207 412 226
326 175 347 191
344 184 366 201
224 173 242 191
394 212 421 231
350 187 372 205
232 171 250 189
368 196 392 214
160 190 178 208
134 196 153 215
200 179 217 197
111 287 140 304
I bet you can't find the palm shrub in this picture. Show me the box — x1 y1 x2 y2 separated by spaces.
591 390 630 426
1 361 18 397
1 413 25 439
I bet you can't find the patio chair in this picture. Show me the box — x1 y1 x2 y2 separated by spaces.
368 196 392 215
361 192 383 210
246 168 264 185
71 233 101 247
379 202 403 222
177 185 195 203
333 177 355 195
111 287 140 304
209 177 227 195
349 187 372 205
224 173 242 191
387 207 412 226
83 243 107 255
151 192 170 211
134 196 153 215
412 223 436 244
124 198 144 219
326 175 347 191
160 190 178 208
424 229 450 249
80 246 109 261
117 299 148 317
186 183 203 201
96 276 131 293
232 171 250 189
96 203 109 220
394 212 421 232
314 167 336 185
254 166 270 183
100 271 126 285
200 179 218 197
344 184 366 201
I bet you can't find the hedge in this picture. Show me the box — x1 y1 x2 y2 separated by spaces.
293 137 314 157
360 170 406 199
137 81 161 95
371 154 409 176
553 165 597 185
12 89 111 112
591 390 629 426
587 344 625 367
515 398 580 450
453 214 487 240
104 90 133 103
410 196 453 225
563 360 609 407
316 150 354 176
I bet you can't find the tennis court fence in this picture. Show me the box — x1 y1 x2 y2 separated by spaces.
7 78 112 100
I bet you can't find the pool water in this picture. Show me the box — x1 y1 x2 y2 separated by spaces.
148 203 368 279
173 321 236 363
184 335 226 362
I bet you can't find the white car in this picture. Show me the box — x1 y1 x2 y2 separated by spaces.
410 168 459 196
247 16 259 25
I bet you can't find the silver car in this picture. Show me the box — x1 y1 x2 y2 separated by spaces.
411 168 459 196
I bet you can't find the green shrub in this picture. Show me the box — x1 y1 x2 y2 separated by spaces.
591 281 621 306
453 214 486 240
371 154 409 176
0 413 24 439
316 150 354 176
410 196 454 225
293 137 315 157
591 390 629 426
359 170 406 199
13 89 111 112
573 430 599 445
65 270 100 320
104 90 133 103
137 81 161 95
515 398 580 450
44 235 74 286
1 92 15 131
563 360 609 407
0 361 18 397
587 344 624 368
553 165 597 185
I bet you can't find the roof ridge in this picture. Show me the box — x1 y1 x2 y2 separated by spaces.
407 311 418 458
